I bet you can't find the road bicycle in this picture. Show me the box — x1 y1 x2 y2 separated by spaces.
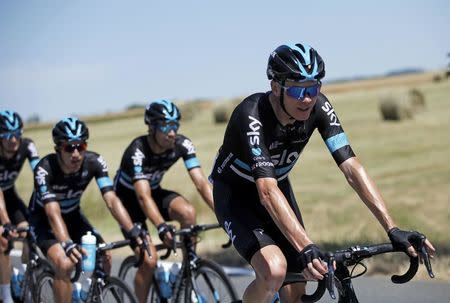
273 236 434 303
3 225 52 303
35 238 145 303
118 223 239 303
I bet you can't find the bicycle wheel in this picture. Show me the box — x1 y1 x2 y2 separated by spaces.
34 271 55 303
118 255 137 289
185 259 238 303
101 276 139 303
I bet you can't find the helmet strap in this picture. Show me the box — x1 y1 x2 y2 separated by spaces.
279 80 294 119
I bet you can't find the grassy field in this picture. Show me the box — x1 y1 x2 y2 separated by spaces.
15 73 450 280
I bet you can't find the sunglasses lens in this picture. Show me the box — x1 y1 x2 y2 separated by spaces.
286 83 321 100
63 143 87 153
0 130 22 140
157 123 179 133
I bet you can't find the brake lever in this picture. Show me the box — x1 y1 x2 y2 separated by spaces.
325 253 336 300
418 240 434 278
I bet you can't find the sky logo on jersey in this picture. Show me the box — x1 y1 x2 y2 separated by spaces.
27 142 39 158
0 170 19 182
247 115 262 146
251 147 262 156
132 148 145 166
97 155 108 172
224 221 236 244
321 101 341 126
182 139 196 154
35 167 48 185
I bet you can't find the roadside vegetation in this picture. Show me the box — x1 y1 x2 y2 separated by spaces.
17 71 450 280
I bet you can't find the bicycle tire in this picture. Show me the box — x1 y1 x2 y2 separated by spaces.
11 259 53 303
34 270 55 303
185 259 238 303
101 276 139 303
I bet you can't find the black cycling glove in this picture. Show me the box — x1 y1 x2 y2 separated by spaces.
388 227 425 252
297 244 324 270
1 223 14 238
157 222 174 243
127 223 148 247
61 240 78 258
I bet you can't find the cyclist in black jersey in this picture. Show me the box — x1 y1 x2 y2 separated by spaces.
0 110 39 303
210 43 436 303
28 117 146 303
114 99 214 303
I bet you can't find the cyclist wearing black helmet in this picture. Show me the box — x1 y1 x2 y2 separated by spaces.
114 99 214 303
210 43 435 302
28 117 146 303
0 110 39 303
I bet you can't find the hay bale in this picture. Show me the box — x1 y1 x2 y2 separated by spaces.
379 94 414 121
408 88 425 112
213 106 230 124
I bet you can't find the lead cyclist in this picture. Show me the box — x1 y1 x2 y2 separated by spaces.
210 42 436 303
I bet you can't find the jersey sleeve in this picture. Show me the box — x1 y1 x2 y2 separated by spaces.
177 135 201 171
315 95 355 165
33 159 56 205
24 138 40 170
92 154 114 194
234 99 276 180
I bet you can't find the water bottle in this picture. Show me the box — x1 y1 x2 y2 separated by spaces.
80 275 92 301
11 267 21 297
81 231 96 273
10 264 26 297
72 282 82 303
155 262 172 299
169 262 180 286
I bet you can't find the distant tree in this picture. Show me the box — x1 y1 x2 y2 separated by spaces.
26 114 40 124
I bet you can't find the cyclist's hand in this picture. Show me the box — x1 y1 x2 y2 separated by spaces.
127 223 147 247
157 222 174 247
298 244 328 281
61 240 84 264
388 227 436 258
1 223 18 239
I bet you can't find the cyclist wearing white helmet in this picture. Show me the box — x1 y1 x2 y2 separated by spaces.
210 43 435 303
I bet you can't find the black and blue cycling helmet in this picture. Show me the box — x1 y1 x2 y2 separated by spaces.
52 117 89 145
144 99 181 125
267 43 325 82
0 110 23 133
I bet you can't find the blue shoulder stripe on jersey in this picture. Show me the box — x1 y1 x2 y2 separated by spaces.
275 160 298 176
184 157 200 170
97 176 113 188
325 133 350 153
233 158 251 171
30 159 39 170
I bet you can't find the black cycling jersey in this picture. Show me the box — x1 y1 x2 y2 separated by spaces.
210 92 355 184
0 138 39 191
114 134 201 191
29 151 114 215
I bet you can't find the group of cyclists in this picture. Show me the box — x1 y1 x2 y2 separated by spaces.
0 42 436 303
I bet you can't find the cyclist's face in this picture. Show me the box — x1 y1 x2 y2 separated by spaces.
0 132 21 157
152 122 177 149
57 141 87 173
280 80 320 121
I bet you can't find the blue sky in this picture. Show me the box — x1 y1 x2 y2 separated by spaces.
1 0 449 122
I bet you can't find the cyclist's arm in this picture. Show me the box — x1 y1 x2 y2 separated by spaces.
44 201 71 242
102 190 134 232
133 180 165 226
256 177 313 251
339 157 395 232
0 189 11 225
187 167 214 210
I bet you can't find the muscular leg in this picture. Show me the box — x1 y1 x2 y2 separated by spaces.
0 233 12 303
243 245 287 303
167 196 196 227
134 240 157 303
46 243 75 303
279 282 307 303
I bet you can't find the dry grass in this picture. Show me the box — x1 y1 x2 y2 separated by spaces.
17 72 450 280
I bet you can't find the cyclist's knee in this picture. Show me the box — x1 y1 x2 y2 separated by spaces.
180 202 196 223
253 249 287 293
54 258 75 280
140 252 157 270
